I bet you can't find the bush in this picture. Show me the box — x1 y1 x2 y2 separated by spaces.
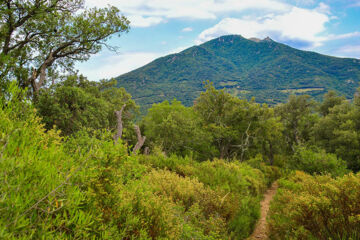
194 160 267 197
246 154 282 186
114 181 182 239
139 153 276 239
268 171 360 240
290 146 348 176
145 169 234 238
0 86 107 239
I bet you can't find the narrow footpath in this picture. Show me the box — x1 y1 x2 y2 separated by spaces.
248 181 279 240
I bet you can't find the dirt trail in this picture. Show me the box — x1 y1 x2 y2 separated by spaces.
248 181 279 240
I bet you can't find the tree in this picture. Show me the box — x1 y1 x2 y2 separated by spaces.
275 95 317 153
194 83 284 161
194 83 247 159
314 99 360 171
35 76 138 136
0 0 129 95
252 105 284 165
143 99 213 160
319 90 346 116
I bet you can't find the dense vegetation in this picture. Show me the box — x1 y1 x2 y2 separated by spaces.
1 84 281 239
2 78 360 238
116 35 360 110
1 1 360 239
269 171 360 239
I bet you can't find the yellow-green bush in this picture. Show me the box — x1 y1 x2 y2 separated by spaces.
143 169 235 238
114 182 182 239
268 171 360 240
139 152 278 239
194 160 266 196
109 169 232 239
0 86 107 239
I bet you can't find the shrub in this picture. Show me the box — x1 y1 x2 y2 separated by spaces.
268 171 360 240
246 154 282 186
0 86 106 239
145 169 234 238
290 146 348 176
194 159 267 197
114 182 182 239
138 149 196 177
138 154 274 239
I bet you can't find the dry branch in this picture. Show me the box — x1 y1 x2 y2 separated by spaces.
113 104 126 144
133 125 146 154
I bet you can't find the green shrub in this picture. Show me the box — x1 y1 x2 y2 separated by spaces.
246 154 282 186
0 86 107 239
229 196 261 239
194 159 267 196
138 149 196 177
290 146 348 176
139 153 275 239
268 171 360 240
114 182 182 239
145 169 234 238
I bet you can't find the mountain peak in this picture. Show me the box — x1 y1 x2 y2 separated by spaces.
263 36 273 42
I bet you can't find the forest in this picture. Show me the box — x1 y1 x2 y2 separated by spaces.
1 1 360 239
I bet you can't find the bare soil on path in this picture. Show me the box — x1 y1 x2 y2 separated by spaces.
248 181 279 240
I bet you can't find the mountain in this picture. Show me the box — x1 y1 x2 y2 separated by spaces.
115 35 360 109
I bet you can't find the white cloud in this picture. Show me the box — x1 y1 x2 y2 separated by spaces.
327 32 360 41
76 45 193 81
182 27 193 32
196 6 329 47
127 15 163 27
85 0 290 27
76 51 162 81
316 2 331 14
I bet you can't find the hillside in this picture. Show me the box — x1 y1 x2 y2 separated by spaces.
116 35 360 108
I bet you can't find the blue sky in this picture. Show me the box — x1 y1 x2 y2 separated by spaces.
77 0 360 81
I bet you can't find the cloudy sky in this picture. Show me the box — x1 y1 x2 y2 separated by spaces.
77 0 360 81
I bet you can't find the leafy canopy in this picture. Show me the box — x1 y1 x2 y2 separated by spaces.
0 0 129 95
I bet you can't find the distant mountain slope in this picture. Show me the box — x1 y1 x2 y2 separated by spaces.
116 35 360 108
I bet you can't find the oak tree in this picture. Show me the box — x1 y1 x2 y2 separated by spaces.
0 0 129 96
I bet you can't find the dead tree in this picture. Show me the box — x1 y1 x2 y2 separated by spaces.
231 122 252 161
113 104 126 144
239 122 252 161
133 125 146 154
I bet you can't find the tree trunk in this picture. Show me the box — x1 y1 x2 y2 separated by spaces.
113 104 126 144
133 125 146 154
29 52 54 96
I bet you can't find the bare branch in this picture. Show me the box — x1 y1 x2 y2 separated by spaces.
231 122 252 161
133 125 146 154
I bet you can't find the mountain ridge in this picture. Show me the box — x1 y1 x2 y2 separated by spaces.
116 34 360 108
